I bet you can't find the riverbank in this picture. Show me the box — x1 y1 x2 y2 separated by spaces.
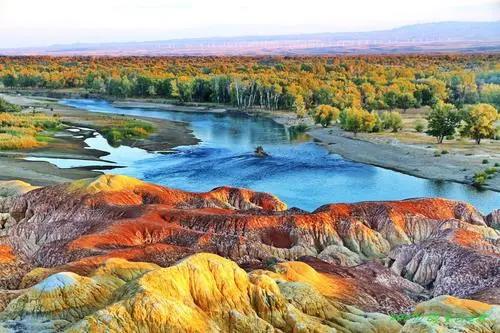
2 92 499 192
268 111 500 192
0 94 198 185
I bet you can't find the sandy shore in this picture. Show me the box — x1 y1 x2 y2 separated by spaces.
269 112 500 191
0 157 106 186
0 94 198 185
309 127 500 190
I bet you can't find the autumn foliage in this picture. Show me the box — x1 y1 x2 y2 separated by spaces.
0 55 498 113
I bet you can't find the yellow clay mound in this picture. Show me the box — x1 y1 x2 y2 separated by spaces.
255 261 349 298
415 295 492 317
5 254 497 333
1 253 402 333
67 174 146 194
92 257 160 281
402 295 499 333
1 271 118 322
0 180 38 197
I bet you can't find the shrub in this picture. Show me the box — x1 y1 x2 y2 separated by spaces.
415 120 425 133
484 167 498 175
380 111 403 132
472 172 487 187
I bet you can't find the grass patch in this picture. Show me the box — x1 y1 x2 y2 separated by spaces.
0 133 41 149
0 97 22 113
34 134 55 143
0 112 61 150
100 119 155 146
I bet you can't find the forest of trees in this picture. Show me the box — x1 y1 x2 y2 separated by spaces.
0 55 498 142
0 55 498 112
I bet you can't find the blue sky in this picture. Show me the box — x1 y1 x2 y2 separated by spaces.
1 0 499 48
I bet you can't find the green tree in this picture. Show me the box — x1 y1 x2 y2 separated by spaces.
120 77 133 97
460 103 498 144
383 91 399 109
106 76 132 98
448 73 478 107
192 78 213 102
147 84 157 97
313 105 340 127
480 84 500 109
397 93 417 113
134 76 155 97
176 76 193 102
89 76 106 94
1 73 17 87
426 101 461 143
156 78 173 98
414 78 447 107
312 87 334 106
344 108 363 136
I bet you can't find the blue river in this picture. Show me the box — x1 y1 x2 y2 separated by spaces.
50 99 499 213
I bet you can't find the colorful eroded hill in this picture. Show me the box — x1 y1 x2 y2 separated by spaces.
0 175 498 332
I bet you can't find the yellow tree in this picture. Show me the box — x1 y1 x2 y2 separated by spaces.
293 95 307 118
361 110 377 132
341 107 376 136
314 105 340 127
461 103 498 144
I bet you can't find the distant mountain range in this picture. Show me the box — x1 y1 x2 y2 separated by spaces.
2 21 499 56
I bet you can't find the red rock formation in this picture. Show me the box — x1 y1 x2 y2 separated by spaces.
0 175 498 309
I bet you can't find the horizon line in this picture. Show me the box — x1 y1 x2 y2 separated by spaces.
3 20 499 51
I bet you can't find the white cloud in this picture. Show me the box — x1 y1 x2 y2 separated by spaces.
0 0 498 47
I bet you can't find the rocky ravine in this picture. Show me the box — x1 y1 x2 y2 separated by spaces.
0 175 498 332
